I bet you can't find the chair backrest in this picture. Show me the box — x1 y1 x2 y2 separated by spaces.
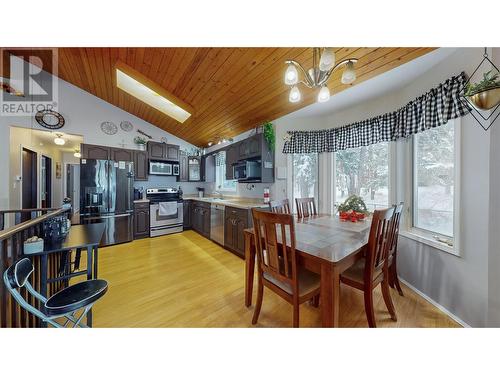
251 208 298 292
295 198 317 218
365 207 395 280
5 257 34 289
389 202 404 257
269 199 291 214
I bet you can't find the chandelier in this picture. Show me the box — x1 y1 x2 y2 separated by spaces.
284 48 358 103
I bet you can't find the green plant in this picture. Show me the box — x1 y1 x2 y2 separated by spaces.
465 70 500 96
336 195 368 214
134 135 147 145
262 121 275 150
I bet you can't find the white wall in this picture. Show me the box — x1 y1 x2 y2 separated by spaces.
0 65 199 210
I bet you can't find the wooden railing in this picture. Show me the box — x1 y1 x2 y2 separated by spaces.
0 207 69 328
0 208 59 231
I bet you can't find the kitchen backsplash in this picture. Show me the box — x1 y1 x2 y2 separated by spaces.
133 175 203 195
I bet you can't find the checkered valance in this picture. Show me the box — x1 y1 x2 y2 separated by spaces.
282 72 470 154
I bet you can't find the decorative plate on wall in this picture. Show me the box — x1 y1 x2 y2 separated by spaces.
35 110 65 129
100 121 118 135
120 120 133 132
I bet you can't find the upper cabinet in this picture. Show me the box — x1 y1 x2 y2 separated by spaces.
179 151 189 182
81 144 110 160
133 151 148 181
111 148 134 162
147 141 179 161
238 134 261 160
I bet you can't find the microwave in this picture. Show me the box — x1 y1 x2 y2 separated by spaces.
233 160 261 182
149 161 172 175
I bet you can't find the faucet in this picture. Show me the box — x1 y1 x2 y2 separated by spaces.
216 191 224 199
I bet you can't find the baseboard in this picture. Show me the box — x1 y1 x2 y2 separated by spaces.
399 278 470 328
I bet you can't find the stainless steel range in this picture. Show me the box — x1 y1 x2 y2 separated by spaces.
146 187 183 237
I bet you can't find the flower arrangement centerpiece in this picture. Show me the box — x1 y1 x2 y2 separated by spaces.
336 195 369 222
133 135 148 150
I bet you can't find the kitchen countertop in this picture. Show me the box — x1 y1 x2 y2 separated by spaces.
183 196 269 210
133 199 150 203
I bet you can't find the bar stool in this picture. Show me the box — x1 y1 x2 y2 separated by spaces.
3 258 108 328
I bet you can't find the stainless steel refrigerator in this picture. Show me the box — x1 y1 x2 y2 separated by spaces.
80 159 134 246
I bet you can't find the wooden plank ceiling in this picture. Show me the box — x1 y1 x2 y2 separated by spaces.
27 48 435 146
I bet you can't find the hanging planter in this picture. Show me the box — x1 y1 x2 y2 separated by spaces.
464 70 500 111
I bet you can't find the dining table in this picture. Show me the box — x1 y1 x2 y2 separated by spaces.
244 214 372 327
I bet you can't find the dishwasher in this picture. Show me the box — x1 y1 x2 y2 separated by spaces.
210 203 225 245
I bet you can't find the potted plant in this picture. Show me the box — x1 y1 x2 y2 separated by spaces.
262 121 275 150
134 135 147 151
336 195 369 222
464 69 500 111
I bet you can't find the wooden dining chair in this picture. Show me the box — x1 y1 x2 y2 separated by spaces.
340 207 397 328
388 202 404 296
295 197 317 218
268 199 291 214
251 209 321 327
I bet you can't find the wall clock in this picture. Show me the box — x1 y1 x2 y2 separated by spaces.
120 120 133 132
35 110 65 130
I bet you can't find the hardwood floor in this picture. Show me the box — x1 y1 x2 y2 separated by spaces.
88 230 460 328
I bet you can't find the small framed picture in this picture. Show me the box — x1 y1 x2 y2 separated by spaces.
55 162 62 179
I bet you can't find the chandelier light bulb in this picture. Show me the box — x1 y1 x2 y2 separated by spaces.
74 150 81 158
317 86 330 103
289 86 301 103
341 61 356 84
284 64 298 85
54 134 65 145
319 48 336 72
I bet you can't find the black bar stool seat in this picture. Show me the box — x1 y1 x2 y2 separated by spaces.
44 279 108 317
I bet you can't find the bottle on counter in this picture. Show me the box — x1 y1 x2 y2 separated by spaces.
263 188 270 204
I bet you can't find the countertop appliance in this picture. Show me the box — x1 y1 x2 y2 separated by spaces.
146 187 183 237
149 160 173 175
210 203 225 246
234 160 262 182
80 159 134 246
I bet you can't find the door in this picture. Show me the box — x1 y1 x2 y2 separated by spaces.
21 148 37 222
166 145 179 160
148 141 166 160
109 161 134 214
40 155 52 208
134 151 148 181
80 159 109 217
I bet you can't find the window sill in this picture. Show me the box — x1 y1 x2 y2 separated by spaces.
399 229 460 257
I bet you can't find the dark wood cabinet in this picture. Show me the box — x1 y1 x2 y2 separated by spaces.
225 145 238 180
81 144 110 160
111 148 134 162
134 151 148 181
237 135 261 160
190 201 210 238
179 151 189 182
133 202 150 239
147 141 179 161
166 145 179 161
188 156 202 181
147 141 165 160
203 154 215 183
224 207 249 257
183 200 191 229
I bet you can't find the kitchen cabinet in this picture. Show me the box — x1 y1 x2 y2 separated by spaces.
188 156 202 181
134 151 148 181
81 144 110 160
191 201 210 238
166 144 180 160
225 145 238 180
111 147 134 162
183 200 191 229
203 154 215 183
147 141 179 161
238 134 261 160
224 206 249 258
179 151 189 182
133 202 150 239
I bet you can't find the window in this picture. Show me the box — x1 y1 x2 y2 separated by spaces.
215 151 236 192
292 153 319 210
335 142 390 211
412 120 457 241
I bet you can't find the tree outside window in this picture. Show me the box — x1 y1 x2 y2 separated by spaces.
292 153 319 209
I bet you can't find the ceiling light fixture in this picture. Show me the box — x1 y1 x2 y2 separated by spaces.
74 149 81 158
284 48 358 104
115 61 194 123
54 133 65 145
